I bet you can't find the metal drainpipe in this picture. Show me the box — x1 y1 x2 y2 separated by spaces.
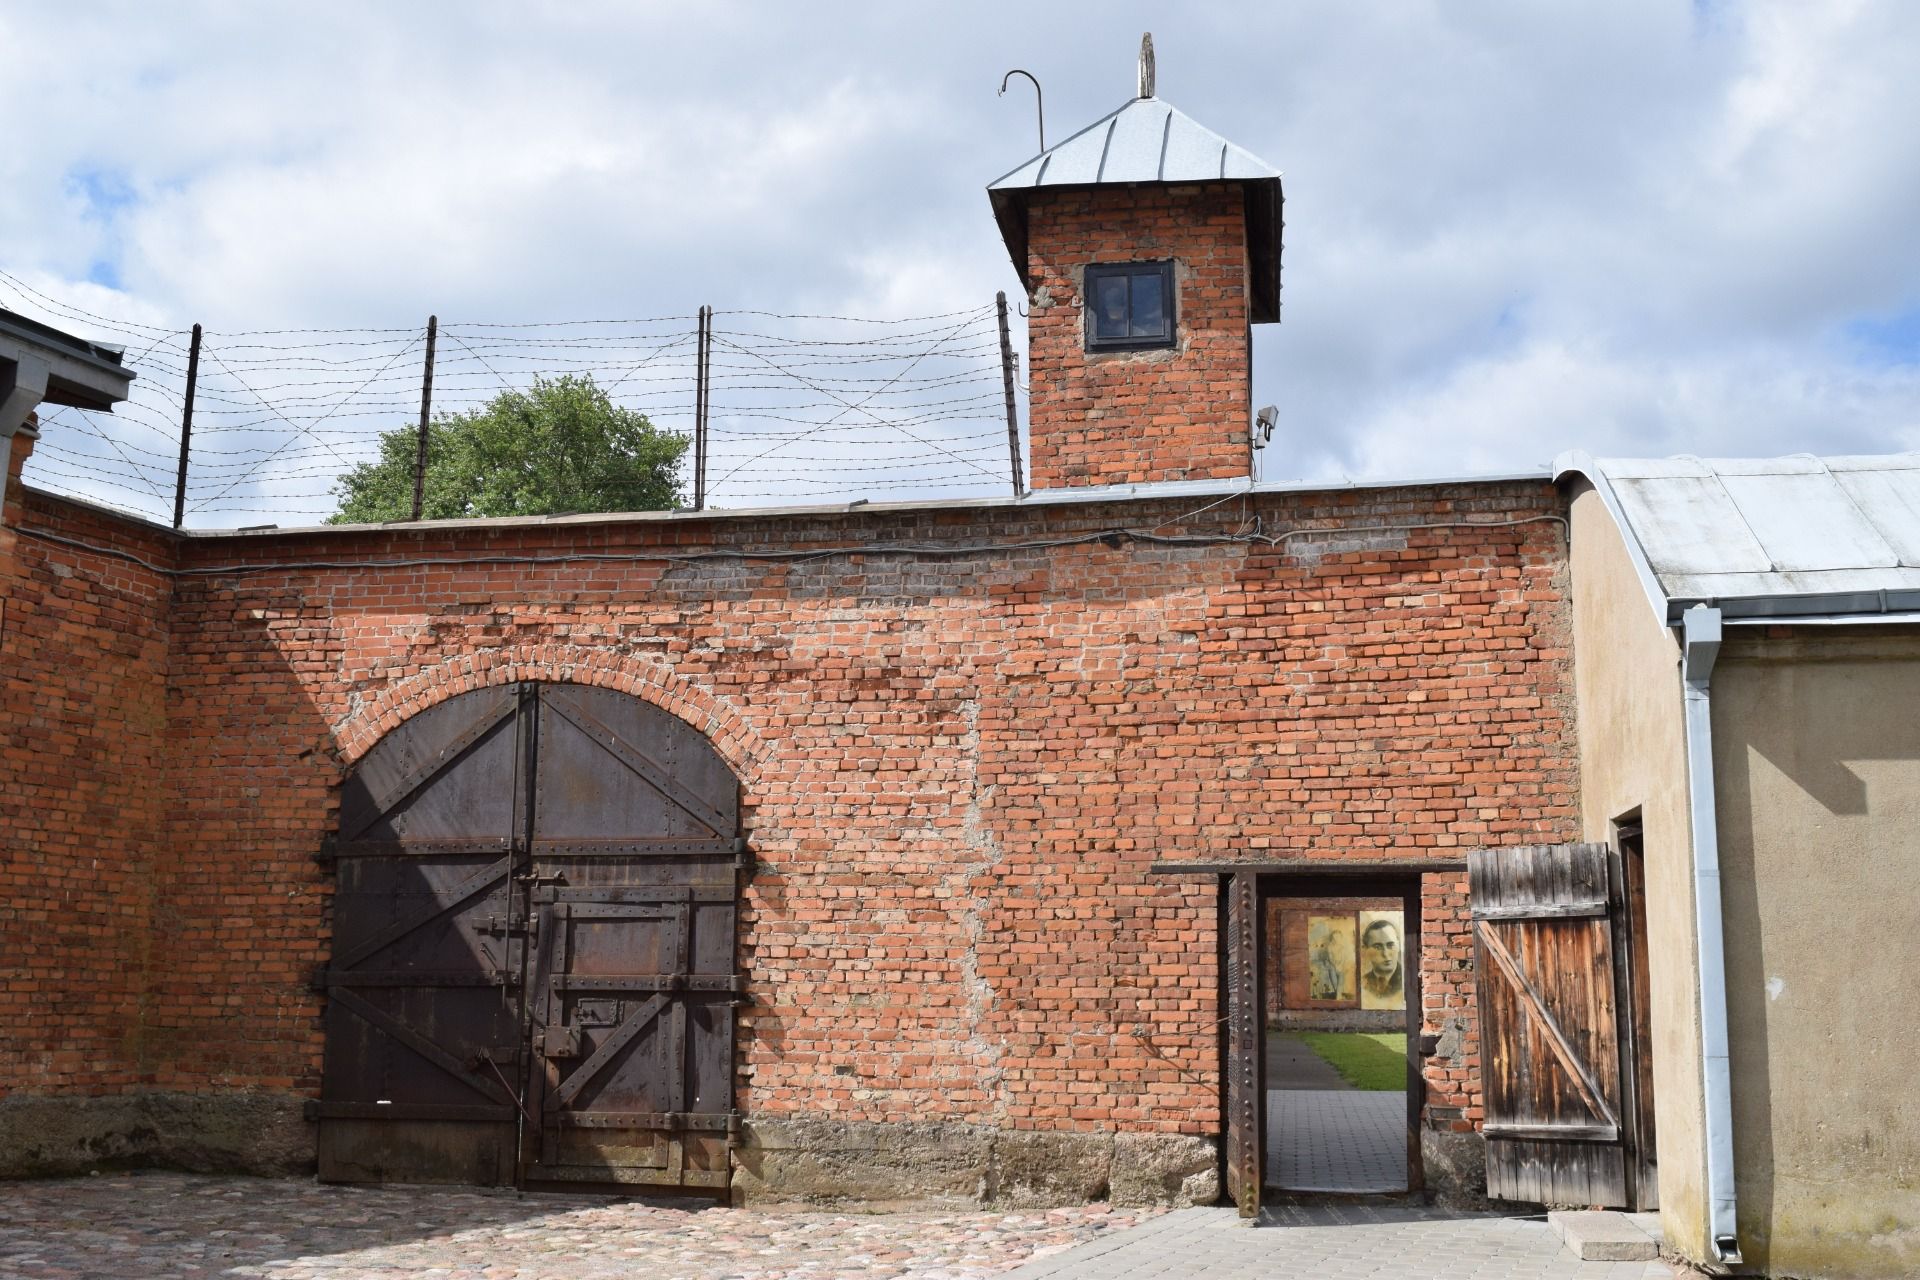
1681 604 1742 1265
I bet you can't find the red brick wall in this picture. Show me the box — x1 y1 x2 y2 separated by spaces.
0 440 175 1099
1 478 1577 1148
1023 183 1253 489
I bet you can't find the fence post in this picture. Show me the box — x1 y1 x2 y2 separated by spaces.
410 315 438 521
694 305 709 511
171 323 202 530
996 292 1025 496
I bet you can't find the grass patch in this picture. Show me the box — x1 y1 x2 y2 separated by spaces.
1299 1032 1408 1091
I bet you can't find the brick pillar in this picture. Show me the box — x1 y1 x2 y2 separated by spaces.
1 412 36 565
1023 183 1253 489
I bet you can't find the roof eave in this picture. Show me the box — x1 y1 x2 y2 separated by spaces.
1555 450 1673 628
987 174 1284 323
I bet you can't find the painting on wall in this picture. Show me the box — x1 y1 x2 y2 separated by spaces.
1306 915 1356 1002
1357 909 1405 1011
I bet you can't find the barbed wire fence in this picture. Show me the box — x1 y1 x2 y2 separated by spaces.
0 270 1030 530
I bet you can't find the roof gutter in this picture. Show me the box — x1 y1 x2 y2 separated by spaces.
1680 604 1742 1266
1675 588 1920 626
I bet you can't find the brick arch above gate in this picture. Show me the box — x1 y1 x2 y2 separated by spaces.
329 643 769 786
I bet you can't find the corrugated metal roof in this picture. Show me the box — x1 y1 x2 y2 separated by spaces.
1556 451 1920 622
987 96 1280 191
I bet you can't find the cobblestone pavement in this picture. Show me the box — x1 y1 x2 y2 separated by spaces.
1004 1205 1677 1280
0 1173 1160 1280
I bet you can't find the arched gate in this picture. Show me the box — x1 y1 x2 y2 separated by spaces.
312 682 743 1191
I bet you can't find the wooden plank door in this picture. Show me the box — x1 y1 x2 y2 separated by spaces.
520 684 742 1191
316 685 533 1185
1469 843 1634 1206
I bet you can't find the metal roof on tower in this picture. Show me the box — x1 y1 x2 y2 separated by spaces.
987 36 1285 323
987 96 1282 192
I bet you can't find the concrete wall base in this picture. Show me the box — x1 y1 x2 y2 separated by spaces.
1 1096 1220 1212
1421 1127 1488 1209
0 1091 313 1179
731 1117 1220 1208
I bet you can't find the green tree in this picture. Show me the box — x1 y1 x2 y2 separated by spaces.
329 374 688 523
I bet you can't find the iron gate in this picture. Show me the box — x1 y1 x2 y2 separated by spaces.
313 682 743 1191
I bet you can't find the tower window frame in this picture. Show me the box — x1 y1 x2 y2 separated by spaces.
1083 260 1177 352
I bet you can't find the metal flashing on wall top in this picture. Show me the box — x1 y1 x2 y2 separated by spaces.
147 467 1552 541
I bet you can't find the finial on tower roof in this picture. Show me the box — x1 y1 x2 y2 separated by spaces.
1138 33 1155 99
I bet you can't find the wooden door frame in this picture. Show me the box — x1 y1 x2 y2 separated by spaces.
1250 870 1426 1201
1609 815 1658 1211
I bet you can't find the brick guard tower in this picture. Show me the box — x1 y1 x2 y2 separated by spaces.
988 39 1283 489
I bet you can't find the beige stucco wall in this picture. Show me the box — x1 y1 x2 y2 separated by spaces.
1712 629 1920 1278
1566 483 1711 1257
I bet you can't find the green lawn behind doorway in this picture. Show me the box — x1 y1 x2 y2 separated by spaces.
1299 1032 1407 1091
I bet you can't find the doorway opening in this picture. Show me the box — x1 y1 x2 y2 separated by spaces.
1613 814 1659 1209
1263 885 1413 1194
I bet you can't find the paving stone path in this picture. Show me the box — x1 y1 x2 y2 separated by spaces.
0 1172 1160 1280
1003 1205 1679 1280
1264 1031 1351 1091
1267 1088 1408 1193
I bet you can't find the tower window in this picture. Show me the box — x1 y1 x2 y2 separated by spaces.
1084 261 1176 351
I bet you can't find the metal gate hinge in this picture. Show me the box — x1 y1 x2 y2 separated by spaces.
313 836 338 868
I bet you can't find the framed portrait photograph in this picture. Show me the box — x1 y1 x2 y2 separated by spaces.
1357 909 1405 1011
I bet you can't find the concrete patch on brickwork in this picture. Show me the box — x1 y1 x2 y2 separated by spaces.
0 1091 311 1179
732 1119 1217 1209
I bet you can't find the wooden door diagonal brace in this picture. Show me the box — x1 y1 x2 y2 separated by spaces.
1476 919 1621 1135
551 993 670 1109
342 688 520 839
333 858 512 972
329 986 512 1106
543 690 731 836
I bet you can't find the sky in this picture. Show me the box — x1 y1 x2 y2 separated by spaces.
4 1 1920 525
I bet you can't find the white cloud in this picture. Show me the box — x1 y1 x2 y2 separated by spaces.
3 1 1918 522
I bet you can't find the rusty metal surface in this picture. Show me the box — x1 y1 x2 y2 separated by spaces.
318 682 741 1193
522 684 740 1190
1223 870 1262 1216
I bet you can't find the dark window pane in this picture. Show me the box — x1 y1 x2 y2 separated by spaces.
1092 275 1129 341
1129 272 1166 338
